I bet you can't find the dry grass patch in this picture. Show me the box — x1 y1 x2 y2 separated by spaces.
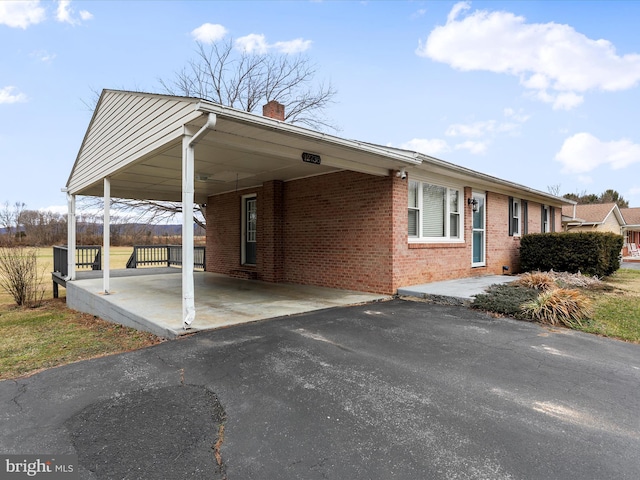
0 298 163 380
513 271 557 291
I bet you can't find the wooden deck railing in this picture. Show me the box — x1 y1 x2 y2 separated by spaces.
52 245 205 298
52 245 102 277
126 245 205 270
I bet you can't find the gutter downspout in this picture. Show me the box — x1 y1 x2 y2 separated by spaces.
103 177 110 294
182 113 217 329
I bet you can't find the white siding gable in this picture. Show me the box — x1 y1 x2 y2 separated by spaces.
67 90 202 195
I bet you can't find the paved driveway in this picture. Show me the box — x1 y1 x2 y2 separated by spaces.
1 299 639 479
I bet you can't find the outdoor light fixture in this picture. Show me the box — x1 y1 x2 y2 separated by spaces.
467 197 479 212
395 169 407 180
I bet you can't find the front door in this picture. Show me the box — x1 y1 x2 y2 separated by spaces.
243 196 257 265
472 193 486 267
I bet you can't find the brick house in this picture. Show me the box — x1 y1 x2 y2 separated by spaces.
66 90 571 325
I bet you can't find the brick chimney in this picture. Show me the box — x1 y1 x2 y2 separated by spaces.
263 100 285 121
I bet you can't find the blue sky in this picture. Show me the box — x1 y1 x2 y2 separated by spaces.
2 0 640 214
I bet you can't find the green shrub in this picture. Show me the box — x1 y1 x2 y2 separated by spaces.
521 288 593 328
520 232 623 277
472 284 539 319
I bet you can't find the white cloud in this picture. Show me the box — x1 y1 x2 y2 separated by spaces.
417 1 640 109
56 0 92 25
191 23 228 44
555 132 640 174
236 33 312 54
455 140 488 155
236 33 269 54
411 8 427 20
577 175 593 185
628 187 640 196
397 138 451 156
446 120 496 138
399 108 529 157
0 0 45 28
443 108 528 154
0 86 27 104
273 38 312 54
31 50 56 63
43 205 68 215
503 107 530 123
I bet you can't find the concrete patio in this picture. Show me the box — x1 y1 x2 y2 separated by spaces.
66 270 389 338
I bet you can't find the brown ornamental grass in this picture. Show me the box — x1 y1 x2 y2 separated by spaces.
521 288 594 328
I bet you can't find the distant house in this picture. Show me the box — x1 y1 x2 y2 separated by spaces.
561 203 625 234
621 207 640 254
64 90 572 327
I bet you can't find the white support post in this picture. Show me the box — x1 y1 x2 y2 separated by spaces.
66 193 76 280
103 177 111 294
182 113 216 330
182 134 196 328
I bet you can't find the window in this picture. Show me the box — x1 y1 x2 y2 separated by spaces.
509 197 521 236
542 205 550 233
408 180 462 241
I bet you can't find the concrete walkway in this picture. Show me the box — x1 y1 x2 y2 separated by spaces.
398 274 516 305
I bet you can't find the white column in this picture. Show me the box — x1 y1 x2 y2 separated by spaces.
66 193 76 280
182 134 196 328
103 177 111 294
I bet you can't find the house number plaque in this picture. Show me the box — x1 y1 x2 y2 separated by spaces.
301 152 321 165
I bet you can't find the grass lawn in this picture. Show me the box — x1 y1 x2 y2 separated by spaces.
0 298 162 380
0 246 162 380
584 269 640 342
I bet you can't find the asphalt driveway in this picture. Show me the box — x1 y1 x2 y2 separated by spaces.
1 299 639 479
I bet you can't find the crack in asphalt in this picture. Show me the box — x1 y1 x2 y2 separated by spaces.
10 380 26 412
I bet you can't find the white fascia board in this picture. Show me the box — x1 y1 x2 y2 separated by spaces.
415 153 574 207
195 102 422 168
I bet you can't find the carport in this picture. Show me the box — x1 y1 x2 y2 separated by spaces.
64 90 415 331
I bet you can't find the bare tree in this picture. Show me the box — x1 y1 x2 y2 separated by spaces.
159 39 338 131
0 245 46 307
547 184 562 197
0 202 26 245
83 39 337 230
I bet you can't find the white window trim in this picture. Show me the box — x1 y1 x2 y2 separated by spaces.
241 193 257 265
408 179 464 243
512 198 521 237
471 192 486 267
542 205 550 233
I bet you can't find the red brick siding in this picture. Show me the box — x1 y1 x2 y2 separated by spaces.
206 170 557 295
390 188 525 291
206 186 262 275
260 180 284 282
283 171 394 293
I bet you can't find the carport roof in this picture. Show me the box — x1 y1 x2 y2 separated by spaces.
67 89 571 207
